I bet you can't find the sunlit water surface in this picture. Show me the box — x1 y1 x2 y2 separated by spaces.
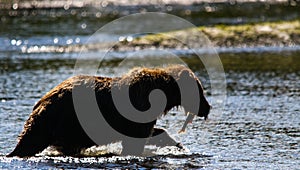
0 50 299 169
0 4 300 169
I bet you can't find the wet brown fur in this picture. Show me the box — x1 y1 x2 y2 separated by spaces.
8 65 210 157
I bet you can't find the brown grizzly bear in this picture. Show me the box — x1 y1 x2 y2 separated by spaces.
7 65 211 157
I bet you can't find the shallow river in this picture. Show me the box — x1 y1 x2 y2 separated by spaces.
0 4 299 169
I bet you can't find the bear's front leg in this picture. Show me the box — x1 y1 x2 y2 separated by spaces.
147 128 183 149
121 138 147 156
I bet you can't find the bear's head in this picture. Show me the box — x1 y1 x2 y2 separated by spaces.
166 65 211 120
120 65 211 120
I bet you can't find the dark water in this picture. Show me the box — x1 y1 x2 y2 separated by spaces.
1 3 300 169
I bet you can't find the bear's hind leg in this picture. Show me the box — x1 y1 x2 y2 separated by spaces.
7 131 50 157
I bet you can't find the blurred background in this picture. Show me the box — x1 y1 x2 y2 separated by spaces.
0 0 299 169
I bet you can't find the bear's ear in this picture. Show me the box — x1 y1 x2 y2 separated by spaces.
179 69 192 79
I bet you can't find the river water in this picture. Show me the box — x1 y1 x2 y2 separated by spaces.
0 3 299 169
